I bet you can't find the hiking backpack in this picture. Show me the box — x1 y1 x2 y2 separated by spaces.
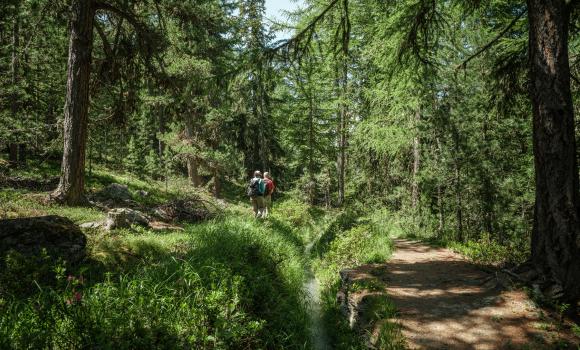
247 178 262 197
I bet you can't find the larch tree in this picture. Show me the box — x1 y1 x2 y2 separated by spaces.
50 0 94 205
527 0 579 303
51 0 160 205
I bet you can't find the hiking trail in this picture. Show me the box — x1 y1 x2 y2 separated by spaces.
383 239 576 349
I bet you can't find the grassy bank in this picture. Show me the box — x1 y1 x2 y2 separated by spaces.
0 165 315 349
0 164 403 349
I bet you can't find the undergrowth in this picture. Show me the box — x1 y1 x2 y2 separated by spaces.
0 213 312 349
1 163 405 349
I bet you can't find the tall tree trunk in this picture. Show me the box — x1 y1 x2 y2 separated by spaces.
436 137 445 237
411 109 421 209
308 83 316 205
437 184 445 236
8 144 18 166
212 167 221 198
482 121 495 239
18 144 25 166
51 0 94 205
337 57 348 206
184 114 201 187
528 0 580 303
8 1 20 168
158 105 166 157
453 128 463 242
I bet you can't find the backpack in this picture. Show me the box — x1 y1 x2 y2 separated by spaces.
247 178 263 197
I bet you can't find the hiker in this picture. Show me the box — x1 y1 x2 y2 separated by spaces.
247 170 266 218
263 172 275 218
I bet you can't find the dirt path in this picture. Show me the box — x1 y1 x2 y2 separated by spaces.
384 239 576 349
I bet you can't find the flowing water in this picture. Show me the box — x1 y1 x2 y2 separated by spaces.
304 240 330 350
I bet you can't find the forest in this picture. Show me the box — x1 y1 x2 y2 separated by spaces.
0 0 579 348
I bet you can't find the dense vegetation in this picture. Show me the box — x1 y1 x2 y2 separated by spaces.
0 0 579 348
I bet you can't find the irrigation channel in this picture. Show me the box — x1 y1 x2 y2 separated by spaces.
304 239 330 350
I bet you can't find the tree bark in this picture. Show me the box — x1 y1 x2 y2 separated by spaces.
337 57 348 206
411 109 421 209
8 1 20 168
212 167 221 198
18 144 26 166
308 77 316 205
8 144 18 166
184 114 201 187
436 137 445 237
51 0 94 205
453 128 463 242
528 0 580 303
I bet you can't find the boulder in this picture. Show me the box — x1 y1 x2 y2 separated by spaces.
97 183 132 201
0 215 86 265
105 208 149 230
79 221 103 229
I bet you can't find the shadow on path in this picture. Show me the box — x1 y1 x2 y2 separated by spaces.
383 240 573 349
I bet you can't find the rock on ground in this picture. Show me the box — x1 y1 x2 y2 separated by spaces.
0 215 86 265
96 183 132 201
105 208 149 230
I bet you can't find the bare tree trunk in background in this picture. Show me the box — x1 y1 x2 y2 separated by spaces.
437 185 444 236
8 1 20 168
184 114 201 187
8 144 18 166
411 109 421 209
480 121 495 240
436 137 445 237
158 105 165 157
308 84 316 205
528 0 580 303
51 0 94 205
337 57 348 206
326 167 332 209
212 167 221 198
453 128 463 242
18 144 25 166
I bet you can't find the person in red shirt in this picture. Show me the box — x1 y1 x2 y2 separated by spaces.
263 172 275 218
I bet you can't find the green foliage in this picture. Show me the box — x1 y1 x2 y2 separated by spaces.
447 234 529 266
313 216 394 289
0 211 313 349
0 249 63 298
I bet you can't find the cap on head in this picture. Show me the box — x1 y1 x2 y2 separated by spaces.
264 172 271 179
254 170 262 178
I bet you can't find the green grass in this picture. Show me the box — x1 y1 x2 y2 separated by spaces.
0 162 316 349
1 213 313 349
1 163 405 349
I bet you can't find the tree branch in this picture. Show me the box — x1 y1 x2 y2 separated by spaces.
268 0 340 58
94 21 113 58
94 2 146 34
457 9 527 70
